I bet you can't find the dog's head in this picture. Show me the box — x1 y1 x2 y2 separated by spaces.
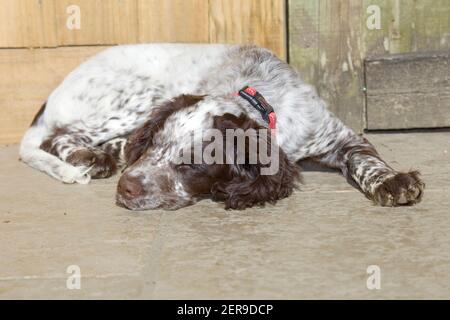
116 94 300 210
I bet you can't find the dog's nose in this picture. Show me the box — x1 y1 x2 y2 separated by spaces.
117 175 144 199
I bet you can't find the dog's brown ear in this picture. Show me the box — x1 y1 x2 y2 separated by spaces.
124 94 204 166
124 119 154 166
211 113 300 209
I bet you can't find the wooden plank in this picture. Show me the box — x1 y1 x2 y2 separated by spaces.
209 0 286 60
289 0 365 132
0 0 26 47
362 0 450 56
362 0 416 55
413 0 450 51
287 0 320 85
55 0 138 45
361 0 390 56
101 0 139 44
0 0 58 48
317 0 365 132
388 0 415 54
365 52 450 130
137 0 209 43
0 46 108 144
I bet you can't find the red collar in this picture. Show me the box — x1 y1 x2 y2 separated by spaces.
234 86 277 129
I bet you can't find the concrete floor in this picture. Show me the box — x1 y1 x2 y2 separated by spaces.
0 132 449 299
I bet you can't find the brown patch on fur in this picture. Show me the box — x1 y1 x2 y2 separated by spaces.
307 138 383 172
40 138 53 154
99 138 127 165
66 149 117 179
340 138 383 164
125 94 205 166
372 170 425 206
40 128 68 155
30 102 46 126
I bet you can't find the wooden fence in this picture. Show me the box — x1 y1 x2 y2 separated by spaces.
1 0 449 144
0 0 286 144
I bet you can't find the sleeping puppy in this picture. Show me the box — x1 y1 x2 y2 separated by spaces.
20 44 424 210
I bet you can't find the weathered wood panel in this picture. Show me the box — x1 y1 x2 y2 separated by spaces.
0 47 107 144
289 0 450 132
362 0 450 55
288 0 365 132
287 0 320 86
137 0 209 43
317 0 365 132
365 52 450 130
209 0 286 60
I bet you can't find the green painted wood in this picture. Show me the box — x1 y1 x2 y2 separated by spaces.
317 0 365 132
363 0 450 56
413 0 450 51
289 0 365 132
288 0 320 86
289 0 450 131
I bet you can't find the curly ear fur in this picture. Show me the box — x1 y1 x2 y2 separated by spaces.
211 113 301 209
124 94 204 165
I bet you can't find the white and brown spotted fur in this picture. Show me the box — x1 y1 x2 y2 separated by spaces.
20 44 424 210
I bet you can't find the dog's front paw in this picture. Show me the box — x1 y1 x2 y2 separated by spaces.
67 149 117 179
60 165 91 184
372 171 425 206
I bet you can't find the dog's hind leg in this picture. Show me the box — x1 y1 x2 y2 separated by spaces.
40 129 118 179
302 113 425 207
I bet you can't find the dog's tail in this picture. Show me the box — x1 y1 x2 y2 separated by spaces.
19 103 91 184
